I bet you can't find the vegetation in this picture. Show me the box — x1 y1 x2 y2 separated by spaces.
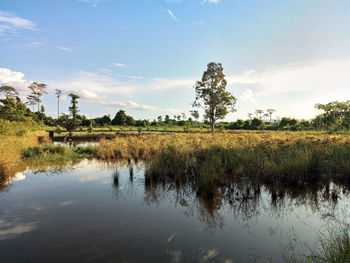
87 132 350 194
27 82 47 112
193 62 237 134
0 119 46 189
284 221 350 263
22 143 95 162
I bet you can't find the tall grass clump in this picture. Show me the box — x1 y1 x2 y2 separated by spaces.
95 132 350 193
284 221 350 263
0 119 46 189
22 143 96 163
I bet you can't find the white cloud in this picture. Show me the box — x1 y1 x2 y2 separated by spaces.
47 71 184 112
0 11 36 34
97 68 112 73
58 46 73 52
111 62 125 67
201 0 220 4
0 68 32 93
77 0 104 7
95 99 178 112
26 42 45 48
240 89 256 104
167 10 179 21
227 59 350 97
121 75 144 80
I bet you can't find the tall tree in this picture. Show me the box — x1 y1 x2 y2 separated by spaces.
263 113 269 122
26 94 40 112
0 86 19 99
55 89 63 119
266 109 276 123
193 62 237 134
28 82 47 112
190 110 200 121
255 109 264 119
66 93 80 136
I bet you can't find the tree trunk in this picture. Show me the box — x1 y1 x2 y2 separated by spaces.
210 121 215 135
57 99 60 119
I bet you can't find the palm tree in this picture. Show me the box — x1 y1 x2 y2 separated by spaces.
267 109 276 123
55 89 63 119
263 113 269 122
255 109 264 119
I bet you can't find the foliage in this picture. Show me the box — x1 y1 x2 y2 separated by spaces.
193 62 237 134
0 86 19 99
66 93 81 132
112 110 135 126
0 98 36 122
314 100 350 131
27 82 47 112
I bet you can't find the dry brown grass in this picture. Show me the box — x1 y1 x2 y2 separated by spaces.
94 131 350 192
0 120 48 188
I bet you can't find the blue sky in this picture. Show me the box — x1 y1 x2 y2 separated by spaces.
1 0 350 121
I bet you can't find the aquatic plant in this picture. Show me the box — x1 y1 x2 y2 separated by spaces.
94 132 350 193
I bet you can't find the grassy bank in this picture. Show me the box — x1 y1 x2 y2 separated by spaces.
22 143 96 163
4 129 350 194
0 120 47 189
92 132 350 192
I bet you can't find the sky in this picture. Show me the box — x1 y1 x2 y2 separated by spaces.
0 0 350 121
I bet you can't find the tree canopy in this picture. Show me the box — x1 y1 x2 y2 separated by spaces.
193 62 237 134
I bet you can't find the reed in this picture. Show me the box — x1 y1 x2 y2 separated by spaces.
94 132 350 192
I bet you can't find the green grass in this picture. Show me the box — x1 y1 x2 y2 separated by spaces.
22 143 96 163
284 223 350 263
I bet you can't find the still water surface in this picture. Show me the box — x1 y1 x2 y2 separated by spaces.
0 159 349 263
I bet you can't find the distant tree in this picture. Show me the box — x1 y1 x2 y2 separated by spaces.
251 117 263 130
247 113 253 120
315 101 350 131
176 115 181 121
0 98 30 121
279 117 298 129
28 82 47 112
181 112 186 120
0 86 19 99
266 109 276 123
55 89 63 119
165 115 170 123
192 62 237 134
26 94 40 112
95 115 111 126
157 116 163 122
112 110 131 126
255 109 264 119
263 113 269 122
40 105 45 113
190 110 200 121
65 93 80 135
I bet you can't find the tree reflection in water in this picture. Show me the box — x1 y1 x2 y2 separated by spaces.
142 170 346 230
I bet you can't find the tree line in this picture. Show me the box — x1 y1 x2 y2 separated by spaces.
1 62 348 133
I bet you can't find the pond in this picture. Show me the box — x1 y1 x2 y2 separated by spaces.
0 159 349 263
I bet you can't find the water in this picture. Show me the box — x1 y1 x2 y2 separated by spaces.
0 159 349 263
53 140 100 147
